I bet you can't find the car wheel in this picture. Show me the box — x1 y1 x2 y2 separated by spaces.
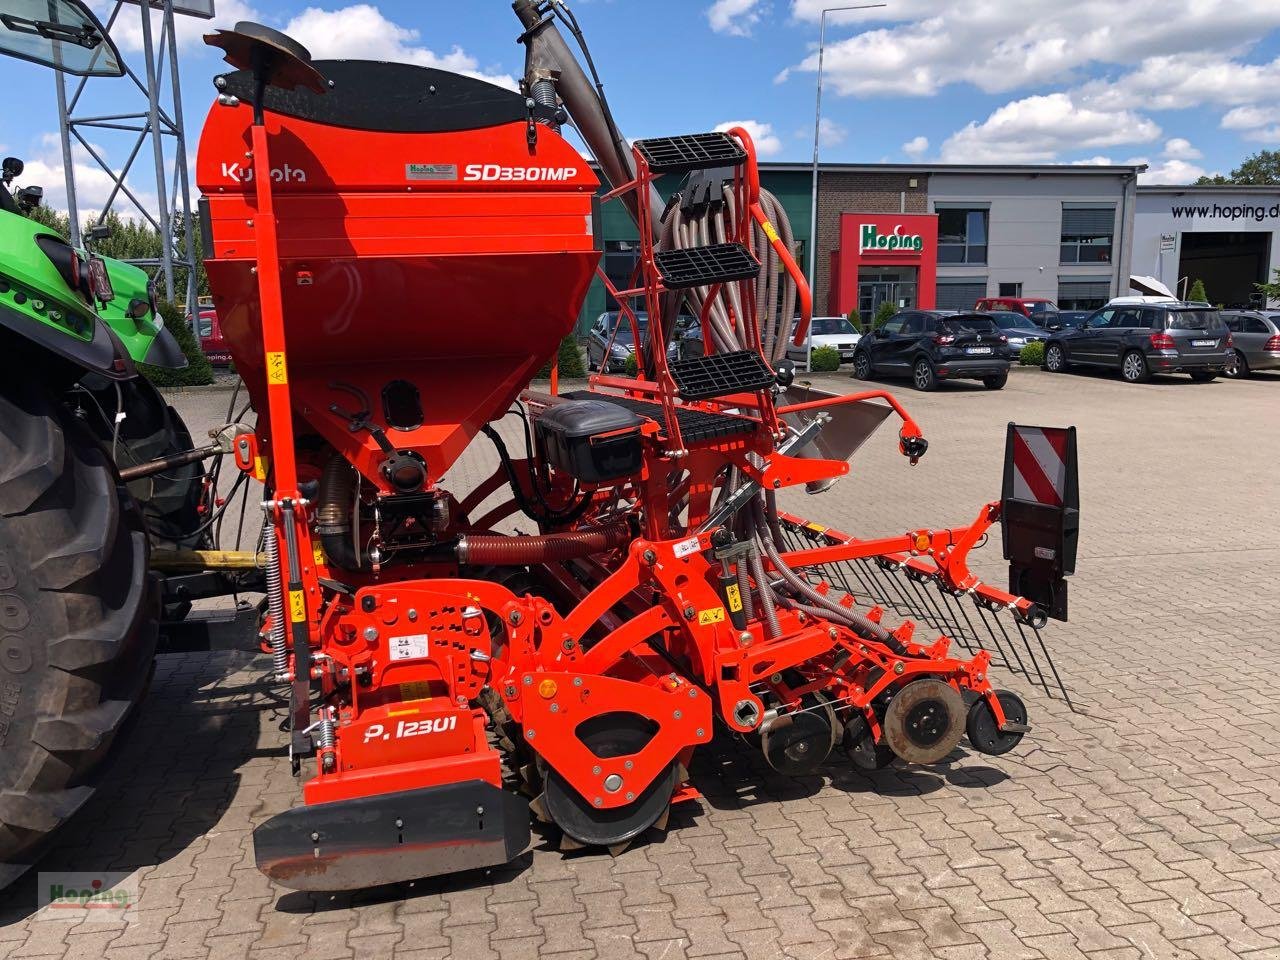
982 373 1008 390
912 358 937 392
852 350 872 380
1043 343 1067 373
1224 350 1249 378
1121 350 1150 383
1189 371 1216 383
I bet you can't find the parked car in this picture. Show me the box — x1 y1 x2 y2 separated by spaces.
852 310 1009 391
1220 310 1280 378
980 311 1046 358
586 311 679 372
1042 301 1233 383
786 315 862 366
190 308 231 364
975 297 1058 322
1048 310 1091 330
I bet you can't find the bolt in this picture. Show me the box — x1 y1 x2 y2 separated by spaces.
603 774 623 793
642 549 657 565
696 728 705 737
362 626 379 642
476 806 485 816
592 765 602 775
626 791 635 801
673 709 682 720
562 638 575 652
361 595 376 613
504 685 516 698
311 832 320 842
688 688 697 698
624 760 634 770
594 797 603 807
683 605 695 621
772 479 781 489
976 672 985 681
214 75 227 89
770 673 782 684
573 677 583 687
509 610 523 625
739 631 753 646
550 703 559 713
828 627 839 640
407 608 418 622
523 675 533 685
893 662 905 675
395 818 403 829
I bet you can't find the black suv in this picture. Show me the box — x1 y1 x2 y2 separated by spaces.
1042 301 1233 383
852 310 1009 391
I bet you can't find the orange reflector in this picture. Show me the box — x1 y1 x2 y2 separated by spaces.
538 679 558 699
914 532 930 551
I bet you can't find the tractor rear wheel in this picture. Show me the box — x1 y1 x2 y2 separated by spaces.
0 378 158 887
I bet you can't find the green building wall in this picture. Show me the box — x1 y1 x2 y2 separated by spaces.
576 169 814 335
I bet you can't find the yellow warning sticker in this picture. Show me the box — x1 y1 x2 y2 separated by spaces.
288 589 306 623
266 351 288 385
762 220 780 244
698 607 726 626
252 455 268 481
398 681 431 702
805 521 828 534
725 583 743 613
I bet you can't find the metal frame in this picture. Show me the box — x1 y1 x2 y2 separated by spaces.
54 0 199 314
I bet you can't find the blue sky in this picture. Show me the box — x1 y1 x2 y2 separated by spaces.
3 0 1279 218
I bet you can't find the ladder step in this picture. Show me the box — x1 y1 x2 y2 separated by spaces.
634 133 747 173
654 243 759 289
669 351 776 401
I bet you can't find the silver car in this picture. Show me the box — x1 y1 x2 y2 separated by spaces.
1221 311 1280 377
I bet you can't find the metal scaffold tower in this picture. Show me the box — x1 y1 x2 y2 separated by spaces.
55 0 212 311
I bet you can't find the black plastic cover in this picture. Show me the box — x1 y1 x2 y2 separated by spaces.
536 398 644 483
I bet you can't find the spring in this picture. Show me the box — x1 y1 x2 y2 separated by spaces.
316 710 336 751
262 523 289 678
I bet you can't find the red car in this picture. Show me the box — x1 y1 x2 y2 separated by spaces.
974 297 1058 323
192 308 232 364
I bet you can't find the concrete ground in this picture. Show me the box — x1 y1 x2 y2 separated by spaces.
2 364 1279 959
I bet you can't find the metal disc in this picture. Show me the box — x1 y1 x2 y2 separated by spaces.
841 713 896 771
966 689 1028 756
882 678 966 765
761 696 837 776
542 715 677 848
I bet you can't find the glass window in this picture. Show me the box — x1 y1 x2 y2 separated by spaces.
1057 280 1110 311
1245 317 1269 334
1163 310 1221 331
998 282 1022 297
1089 309 1117 329
901 314 926 335
198 317 213 338
880 316 907 335
940 316 999 334
1060 208 1115 264
937 208 989 264
810 317 858 336
1139 309 1162 329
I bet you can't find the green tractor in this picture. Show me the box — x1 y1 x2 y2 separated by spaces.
0 1 212 886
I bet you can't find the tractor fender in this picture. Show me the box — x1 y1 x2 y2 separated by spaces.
142 324 189 369
0 299 136 380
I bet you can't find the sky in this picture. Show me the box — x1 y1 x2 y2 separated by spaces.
2 0 1278 219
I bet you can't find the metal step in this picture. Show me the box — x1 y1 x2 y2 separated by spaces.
668 350 776 401
634 133 747 173
654 243 759 289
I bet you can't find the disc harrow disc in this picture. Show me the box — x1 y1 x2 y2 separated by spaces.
882 678 966 765
966 689 1029 756
761 695 838 776
542 715 677 848
841 713 896 771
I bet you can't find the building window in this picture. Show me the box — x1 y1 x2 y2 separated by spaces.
998 282 1022 297
602 240 640 308
937 209 988 264
1058 279 1110 310
936 280 987 311
1060 208 1115 264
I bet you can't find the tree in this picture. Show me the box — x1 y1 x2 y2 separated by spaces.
1188 278 1208 304
1256 267 1280 307
872 300 898 330
846 308 862 331
1195 149 1280 185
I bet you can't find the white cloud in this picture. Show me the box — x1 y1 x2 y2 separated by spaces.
707 0 765 36
15 133 158 220
1080 55 1280 112
902 135 928 158
1162 138 1201 160
1221 105 1280 130
784 2 1280 99
714 120 783 157
1138 158 1209 185
101 0 258 53
939 93 1160 164
281 5 518 89
818 117 846 147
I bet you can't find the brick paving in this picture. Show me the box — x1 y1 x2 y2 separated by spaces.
2 366 1278 959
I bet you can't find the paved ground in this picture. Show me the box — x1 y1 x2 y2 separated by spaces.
3 364 1279 959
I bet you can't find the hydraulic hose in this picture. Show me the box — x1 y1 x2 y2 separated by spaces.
316 454 362 570
459 522 631 566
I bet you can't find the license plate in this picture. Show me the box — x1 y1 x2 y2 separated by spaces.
1191 339 1215 347
965 346 992 355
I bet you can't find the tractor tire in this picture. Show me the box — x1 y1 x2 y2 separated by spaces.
0 378 159 888
77 375 209 548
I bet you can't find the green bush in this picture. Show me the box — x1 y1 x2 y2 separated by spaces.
1188 278 1208 303
846 308 862 331
140 300 213 387
873 301 898 329
1019 341 1046 366
534 335 586 380
623 352 639 377
809 345 840 372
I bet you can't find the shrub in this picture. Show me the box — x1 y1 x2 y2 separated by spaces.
141 300 213 387
623 352 639 377
846 308 862 331
1019 341 1046 366
533 335 586 380
809 345 840 372
1188 278 1208 303
872 301 898 330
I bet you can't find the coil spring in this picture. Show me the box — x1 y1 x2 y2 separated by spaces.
316 711 336 751
262 523 289 677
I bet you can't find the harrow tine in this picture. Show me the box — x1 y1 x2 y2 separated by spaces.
937 591 976 655
972 602 1020 676
989 604 1040 688
1014 617 1075 709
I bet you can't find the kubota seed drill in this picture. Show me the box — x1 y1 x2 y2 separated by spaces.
194 6 1078 891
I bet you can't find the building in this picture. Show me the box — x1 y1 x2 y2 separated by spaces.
1132 185 1280 306
581 161 1143 331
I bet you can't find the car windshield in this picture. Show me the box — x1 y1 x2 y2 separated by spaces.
810 317 857 336
604 312 648 344
988 312 1029 330
940 316 999 334
1164 309 1223 331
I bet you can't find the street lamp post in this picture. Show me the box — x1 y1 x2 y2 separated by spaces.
807 3 886 371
